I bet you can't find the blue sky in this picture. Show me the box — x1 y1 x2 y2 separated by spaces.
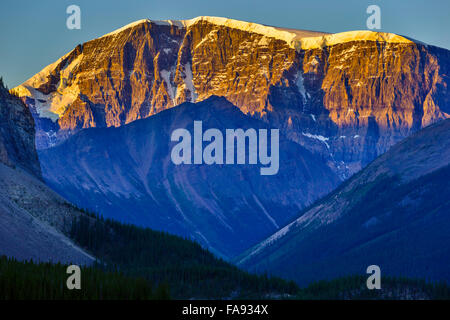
1 0 449 88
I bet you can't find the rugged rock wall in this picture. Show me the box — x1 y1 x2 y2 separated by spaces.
0 80 41 178
14 17 450 177
0 79 92 265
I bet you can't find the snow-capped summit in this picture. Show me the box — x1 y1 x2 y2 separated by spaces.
99 16 413 50
13 16 449 182
100 16 328 46
12 16 422 129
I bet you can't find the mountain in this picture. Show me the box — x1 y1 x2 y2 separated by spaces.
1 78 299 299
0 162 95 265
0 79 41 177
39 96 340 259
0 80 93 264
13 17 450 178
237 119 450 286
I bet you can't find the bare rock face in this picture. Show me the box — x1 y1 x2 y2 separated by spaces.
14 17 450 177
0 80 41 178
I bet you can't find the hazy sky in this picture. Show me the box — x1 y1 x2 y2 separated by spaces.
1 0 449 88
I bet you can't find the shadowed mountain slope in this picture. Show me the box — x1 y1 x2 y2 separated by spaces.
39 96 340 258
238 119 450 286
0 81 93 264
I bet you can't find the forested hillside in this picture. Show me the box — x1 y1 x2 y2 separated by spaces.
2 255 449 300
67 212 298 299
239 119 450 286
0 256 169 300
296 275 450 300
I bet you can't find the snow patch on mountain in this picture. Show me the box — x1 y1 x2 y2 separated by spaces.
252 194 279 229
13 50 83 121
100 19 152 38
296 70 307 102
302 132 330 149
15 49 76 89
175 63 197 102
184 16 303 48
160 69 175 101
299 30 413 50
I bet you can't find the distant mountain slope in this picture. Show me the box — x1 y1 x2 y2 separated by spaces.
0 166 94 265
39 96 340 259
237 119 450 285
14 17 450 178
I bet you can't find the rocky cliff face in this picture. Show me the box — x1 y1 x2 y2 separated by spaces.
13 17 450 177
0 80 41 177
0 79 92 264
39 97 340 258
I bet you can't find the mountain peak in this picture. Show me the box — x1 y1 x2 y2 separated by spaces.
14 13 448 162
